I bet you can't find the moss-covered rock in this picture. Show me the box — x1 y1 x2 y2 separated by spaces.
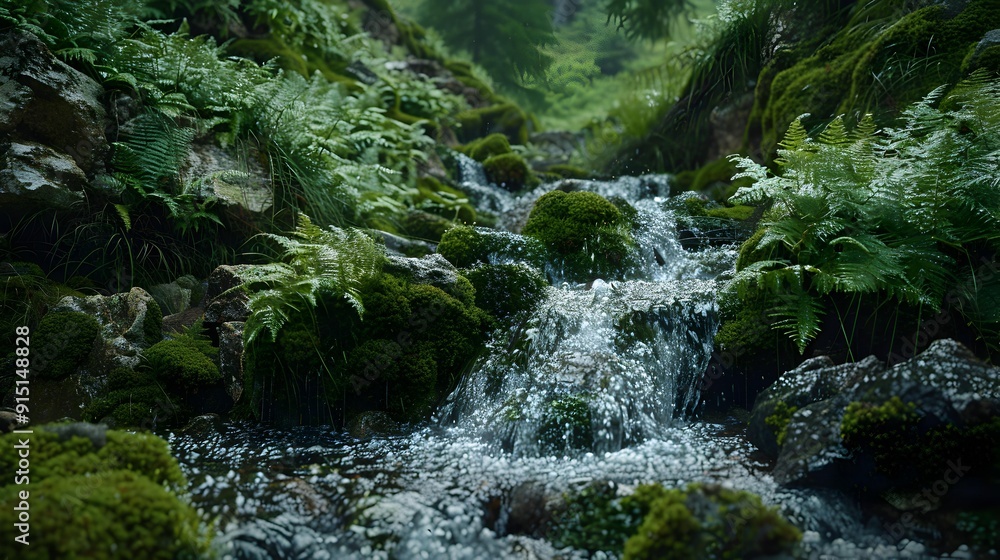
455 102 530 144
623 484 802 560
437 225 547 269
145 338 220 393
32 311 100 379
0 426 209 559
546 164 592 180
462 133 512 161
483 152 532 191
522 190 635 282
538 395 593 455
463 263 548 324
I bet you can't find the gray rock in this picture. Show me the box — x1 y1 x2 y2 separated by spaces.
148 274 200 315
218 321 245 403
181 413 223 437
42 422 108 448
52 287 162 369
0 141 87 211
967 29 1000 69
346 410 400 440
763 339 1000 486
181 142 272 218
205 264 254 324
384 253 459 292
0 409 24 433
0 30 108 173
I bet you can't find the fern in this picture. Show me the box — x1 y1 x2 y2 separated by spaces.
729 75 1000 353
234 215 385 345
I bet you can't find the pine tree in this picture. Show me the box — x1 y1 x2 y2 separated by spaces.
419 0 555 87
603 0 691 40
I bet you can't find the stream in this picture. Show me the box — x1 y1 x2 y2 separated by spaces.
168 162 952 559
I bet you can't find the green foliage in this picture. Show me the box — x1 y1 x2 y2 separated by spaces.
463 263 548 324
764 400 798 447
623 484 802 560
418 0 555 87
32 312 100 380
550 482 646 553
236 214 385 345
729 76 1000 353
483 153 532 191
145 338 220 392
604 0 692 40
539 395 593 455
0 427 209 559
522 190 635 282
455 103 531 144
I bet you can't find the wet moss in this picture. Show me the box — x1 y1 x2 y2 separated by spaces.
143 298 163 346
437 225 547 270
483 152 532 191
462 133 512 162
522 190 635 282
145 338 220 393
764 400 799 447
463 263 548 324
455 102 530 144
32 311 100 380
539 395 593 454
546 164 592 180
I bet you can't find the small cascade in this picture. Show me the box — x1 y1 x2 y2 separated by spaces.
445 279 718 456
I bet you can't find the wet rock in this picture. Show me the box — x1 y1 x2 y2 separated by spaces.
346 410 399 439
504 482 560 538
162 306 205 334
383 253 459 292
218 321 245 403
748 355 881 458
51 287 163 369
769 340 1000 486
205 264 254 324
0 30 108 173
148 274 200 316
965 28 1000 71
0 409 24 433
181 142 272 221
181 413 223 437
379 230 435 257
0 141 87 211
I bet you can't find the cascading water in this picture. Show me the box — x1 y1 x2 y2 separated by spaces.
168 159 944 559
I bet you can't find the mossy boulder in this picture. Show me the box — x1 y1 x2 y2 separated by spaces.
522 190 636 282
549 482 801 558
145 338 221 393
463 263 548 324
31 311 100 379
546 164 592 180
437 225 547 270
455 102 530 144
483 152 532 191
462 133 512 162
0 426 210 559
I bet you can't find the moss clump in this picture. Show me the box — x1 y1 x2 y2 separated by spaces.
463 263 548 324
403 211 453 242
539 395 593 454
765 401 799 447
437 225 547 269
143 298 163 346
840 396 920 477
145 338 220 393
673 157 739 193
546 164 592 180
455 102 530 144
414 176 477 224
623 484 802 560
707 205 755 221
0 427 209 559
462 133 512 161
32 311 100 379
483 152 532 191
522 190 635 282
84 385 176 428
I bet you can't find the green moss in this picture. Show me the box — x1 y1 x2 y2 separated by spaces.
674 157 740 193
765 401 799 447
84 385 175 427
107 366 155 390
550 482 644 553
706 205 756 221
683 197 709 217
483 153 532 191
546 164 592 180
462 133 512 162
414 176 477 224
463 263 548 324
403 211 453 242
522 190 635 282
623 484 801 560
0 427 208 558
437 225 547 269
144 298 163 346
145 338 220 393
32 312 100 379
539 395 593 454
455 102 530 144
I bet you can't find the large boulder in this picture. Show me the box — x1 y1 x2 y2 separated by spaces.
749 340 1000 487
51 287 163 369
204 264 254 324
0 30 108 173
0 141 87 211
181 142 273 222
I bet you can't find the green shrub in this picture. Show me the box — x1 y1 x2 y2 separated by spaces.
462 133 512 161
145 338 220 392
463 263 548 323
32 312 100 380
0 428 208 559
539 395 593 455
522 190 635 282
